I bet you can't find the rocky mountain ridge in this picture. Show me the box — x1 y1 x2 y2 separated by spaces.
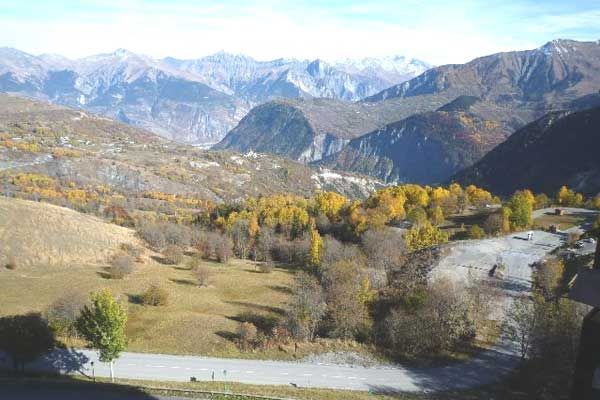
0 47 430 143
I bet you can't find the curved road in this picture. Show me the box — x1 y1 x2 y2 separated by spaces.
15 347 518 393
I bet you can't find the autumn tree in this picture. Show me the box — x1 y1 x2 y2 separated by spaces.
76 290 127 382
404 221 449 251
309 226 323 268
507 190 534 230
468 224 485 239
362 229 405 286
286 272 327 341
502 295 538 360
321 260 371 340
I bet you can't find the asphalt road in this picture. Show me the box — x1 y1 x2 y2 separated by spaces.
9 347 518 393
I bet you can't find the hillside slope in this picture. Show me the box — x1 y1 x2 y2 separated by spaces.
0 196 140 267
320 100 509 184
214 96 448 162
0 94 383 201
216 40 600 166
453 106 600 195
0 48 431 143
365 39 600 106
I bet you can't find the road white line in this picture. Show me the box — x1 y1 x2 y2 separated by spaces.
302 374 312 377
280 372 289 376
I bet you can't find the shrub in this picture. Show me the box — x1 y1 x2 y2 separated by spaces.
186 256 201 271
381 278 474 357
136 221 166 249
196 233 213 260
566 232 581 245
5 256 17 270
109 252 134 279
46 292 88 337
163 245 184 265
194 265 211 287
215 235 233 264
120 243 142 260
140 284 169 306
468 224 486 239
258 263 274 273
483 213 503 235
237 322 258 350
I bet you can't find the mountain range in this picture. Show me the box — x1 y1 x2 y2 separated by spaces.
217 39 600 188
0 48 431 144
453 99 600 195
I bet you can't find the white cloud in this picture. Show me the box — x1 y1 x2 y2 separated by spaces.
0 1 596 65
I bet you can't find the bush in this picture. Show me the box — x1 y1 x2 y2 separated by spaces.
4 256 17 270
120 243 142 260
109 252 135 279
137 221 166 249
186 256 201 271
140 284 169 306
196 232 213 260
381 278 474 357
258 263 274 273
237 322 258 350
215 235 233 264
46 292 88 337
194 265 211 287
163 245 184 265
468 224 486 239
483 213 503 235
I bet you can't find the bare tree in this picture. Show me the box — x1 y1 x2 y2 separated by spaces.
194 265 211 287
502 296 537 360
286 272 327 341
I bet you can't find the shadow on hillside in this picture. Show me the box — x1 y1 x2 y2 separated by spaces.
227 311 280 334
126 293 143 305
225 301 285 316
150 255 173 265
268 285 293 295
169 278 197 286
97 267 113 279
215 330 239 342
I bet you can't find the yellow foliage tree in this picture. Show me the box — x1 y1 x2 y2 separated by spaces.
309 226 323 267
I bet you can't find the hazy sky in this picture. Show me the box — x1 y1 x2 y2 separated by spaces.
1 0 599 64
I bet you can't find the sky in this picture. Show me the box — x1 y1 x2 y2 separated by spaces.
0 0 599 65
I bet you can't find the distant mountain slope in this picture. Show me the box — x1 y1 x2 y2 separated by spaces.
0 94 381 200
213 97 430 162
319 98 510 184
0 48 430 144
163 52 431 102
0 48 249 144
365 39 600 106
453 106 600 196
215 40 600 167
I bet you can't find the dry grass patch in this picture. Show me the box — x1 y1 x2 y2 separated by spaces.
0 253 298 359
0 197 142 267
